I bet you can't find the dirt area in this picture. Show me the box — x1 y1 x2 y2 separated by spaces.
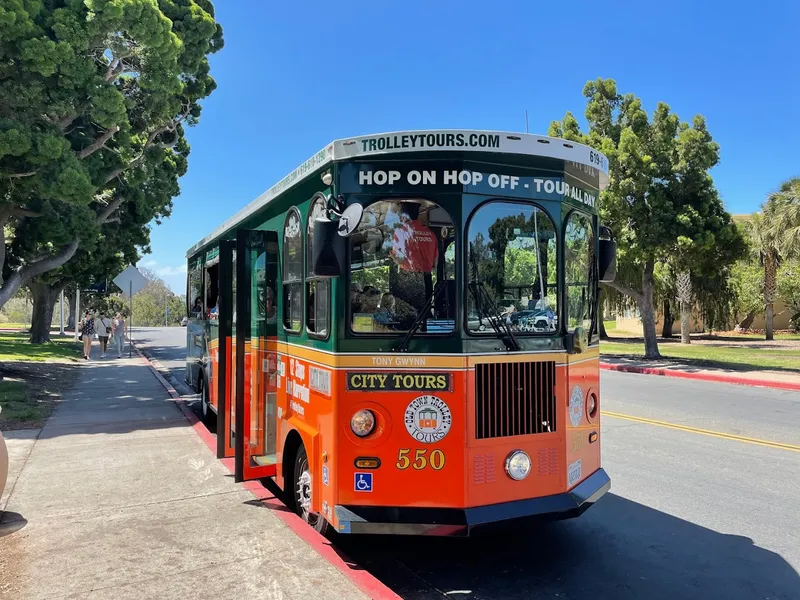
0 361 77 430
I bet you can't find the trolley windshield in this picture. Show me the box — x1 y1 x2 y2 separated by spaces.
348 199 455 334
467 201 558 334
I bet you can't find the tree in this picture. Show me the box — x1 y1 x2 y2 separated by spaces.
0 0 223 309
744 210 781 340
777 259 800 332
128 267 185 326
550 78 744 358
21 145 186 343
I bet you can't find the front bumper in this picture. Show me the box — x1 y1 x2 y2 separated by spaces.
334 468 610 536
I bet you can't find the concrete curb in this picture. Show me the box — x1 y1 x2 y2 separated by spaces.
131 342 400 600
600 361 800 392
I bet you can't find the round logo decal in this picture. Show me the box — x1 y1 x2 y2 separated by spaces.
404 395 452 443
569 386 584 427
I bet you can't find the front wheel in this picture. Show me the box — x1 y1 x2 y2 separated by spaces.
293 445 330 536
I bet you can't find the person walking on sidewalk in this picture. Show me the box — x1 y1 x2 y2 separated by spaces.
95 311 112 358
112 312 126 358
80 310 95 360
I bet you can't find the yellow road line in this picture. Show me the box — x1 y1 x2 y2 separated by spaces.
602 411 800 452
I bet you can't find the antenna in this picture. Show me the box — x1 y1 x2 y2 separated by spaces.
525 110 529 134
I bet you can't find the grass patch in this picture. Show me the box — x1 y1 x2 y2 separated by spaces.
603 320 617 331
0 332 81 362
0 378 48 425
600 341 800 371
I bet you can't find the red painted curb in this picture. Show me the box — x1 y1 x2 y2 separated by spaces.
132 343 400 600
600 362 800 392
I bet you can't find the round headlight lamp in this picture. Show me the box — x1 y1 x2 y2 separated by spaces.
505 450 532 481
350 409 376 437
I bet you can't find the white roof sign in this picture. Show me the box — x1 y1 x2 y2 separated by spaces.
186 130 609 256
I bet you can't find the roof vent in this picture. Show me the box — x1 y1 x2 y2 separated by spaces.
537 139 550 144
506 135 521 141
563 143 574 148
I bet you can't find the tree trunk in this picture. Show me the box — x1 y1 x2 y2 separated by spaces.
764 248 778 342
639 259 661 359
65 288 76 331
599 317 608 340
662 300 674 338
29 281 64 344
680 300 692 344
738 311 756 330
766 303 774 341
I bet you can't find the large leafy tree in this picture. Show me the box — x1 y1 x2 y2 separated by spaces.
20 136 187 342
0 0 223 308
550 78 744 358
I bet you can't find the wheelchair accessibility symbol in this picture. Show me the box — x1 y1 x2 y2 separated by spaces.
354 472 373 492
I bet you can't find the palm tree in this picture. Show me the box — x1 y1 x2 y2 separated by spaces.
746 178 800 340
744 211 779 340
768 178 800 258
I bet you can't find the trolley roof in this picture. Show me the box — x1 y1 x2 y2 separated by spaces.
186 129 609 257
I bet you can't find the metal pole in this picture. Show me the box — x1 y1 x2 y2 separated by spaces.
165 291 168 327
129 280 132 358
74 289 80 341
59 289 65 336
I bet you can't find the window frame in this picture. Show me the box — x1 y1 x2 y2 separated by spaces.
562 208 596 338
282 207 304 335
346 197 457 338
463 198 560 338
305 196 331 340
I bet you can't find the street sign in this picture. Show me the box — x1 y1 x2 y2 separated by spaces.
113 265 148 298
113 264 148 358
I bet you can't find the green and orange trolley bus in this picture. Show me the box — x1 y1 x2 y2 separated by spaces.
185 129 616 536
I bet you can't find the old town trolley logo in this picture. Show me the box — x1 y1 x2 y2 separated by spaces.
404 395 452 443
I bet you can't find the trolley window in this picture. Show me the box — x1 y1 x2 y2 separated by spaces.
349 199 455 334
467 201 557 334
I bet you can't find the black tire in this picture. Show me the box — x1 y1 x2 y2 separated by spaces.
198 375 216 428
293 444 331 536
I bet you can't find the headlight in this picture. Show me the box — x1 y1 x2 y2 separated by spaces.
350 409 376 437
587 393 598 418
505 450 531 481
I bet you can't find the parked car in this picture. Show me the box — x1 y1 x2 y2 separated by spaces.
180 316 188 327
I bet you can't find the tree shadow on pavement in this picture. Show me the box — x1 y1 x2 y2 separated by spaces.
334 493 800 600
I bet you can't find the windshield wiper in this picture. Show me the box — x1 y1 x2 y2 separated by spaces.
468 243 521 351
394 283 446 353
471 282 521 351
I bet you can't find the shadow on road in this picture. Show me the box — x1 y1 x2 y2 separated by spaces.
334 493 800 600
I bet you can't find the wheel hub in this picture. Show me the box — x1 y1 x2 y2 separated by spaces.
297 469 312 516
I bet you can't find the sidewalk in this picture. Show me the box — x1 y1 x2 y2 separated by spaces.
0 357 371 600
601 356 800 391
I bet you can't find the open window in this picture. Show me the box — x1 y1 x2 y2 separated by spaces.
188 258 203 318
349 199 455 334
205 251 220 320
283 209 303 333
306 196 330 338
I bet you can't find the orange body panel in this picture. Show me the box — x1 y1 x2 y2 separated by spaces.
256 344 603 529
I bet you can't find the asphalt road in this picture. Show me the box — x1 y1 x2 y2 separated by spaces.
133 327 800 600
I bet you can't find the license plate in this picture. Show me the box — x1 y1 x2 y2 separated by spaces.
567 459 582 487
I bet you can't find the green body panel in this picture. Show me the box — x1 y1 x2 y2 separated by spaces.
186 151 600 356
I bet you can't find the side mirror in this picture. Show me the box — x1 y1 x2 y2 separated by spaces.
598 228 617 283
566 326 587 354
312 218 344 277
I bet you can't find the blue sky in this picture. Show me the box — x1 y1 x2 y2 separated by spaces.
145 0 800 292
